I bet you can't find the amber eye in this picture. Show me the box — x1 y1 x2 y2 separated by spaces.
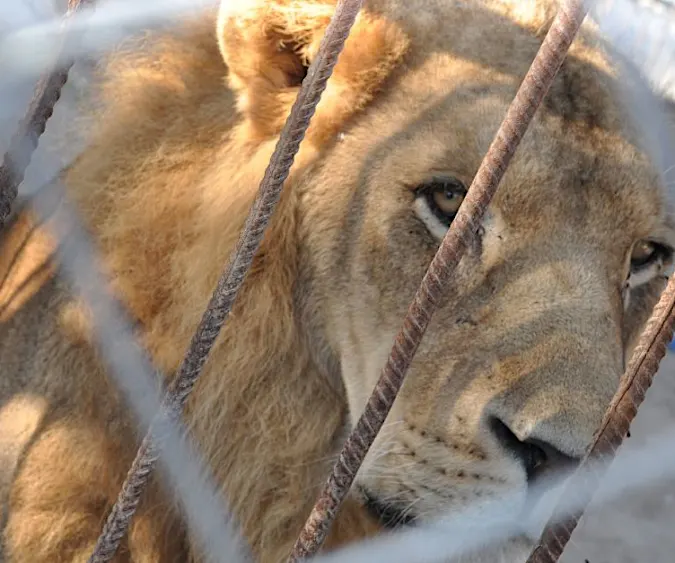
630 240 671 270
418 177 467 226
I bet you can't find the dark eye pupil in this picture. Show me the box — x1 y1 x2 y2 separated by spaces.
630 241 672 271
419 177 467 225
631 242 655 268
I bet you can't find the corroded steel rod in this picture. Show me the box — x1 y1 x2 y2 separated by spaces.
526 274 675 562
288 0 591 560
88 1 365 561
0 0 92 227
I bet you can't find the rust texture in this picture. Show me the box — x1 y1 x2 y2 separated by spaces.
6 0 674 562
88 1 365 561
288 1 590 560
0 0 92 227
526 275 675 562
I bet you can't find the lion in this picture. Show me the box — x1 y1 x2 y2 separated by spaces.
1 0 674 561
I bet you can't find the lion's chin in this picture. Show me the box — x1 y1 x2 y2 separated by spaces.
322 495 385 553
324 517 534 563
319 492 536 563
449 535 534 563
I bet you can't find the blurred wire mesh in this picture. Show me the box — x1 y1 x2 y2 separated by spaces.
2 1 675 562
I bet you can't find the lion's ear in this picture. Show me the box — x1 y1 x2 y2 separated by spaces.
217 0 409 142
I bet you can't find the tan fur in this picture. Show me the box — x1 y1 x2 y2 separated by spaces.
1 1 675 562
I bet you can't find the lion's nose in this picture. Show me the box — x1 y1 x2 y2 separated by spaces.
489 417 579 482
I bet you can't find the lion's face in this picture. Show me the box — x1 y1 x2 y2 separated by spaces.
297 25 675 544
219 0 675 555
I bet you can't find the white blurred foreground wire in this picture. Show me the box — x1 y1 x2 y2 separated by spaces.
0 0 219 82
2 0 675 562
17 157 250 563
312 422 675 563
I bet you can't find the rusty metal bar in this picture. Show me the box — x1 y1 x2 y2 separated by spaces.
7 1 674 563
526 275 675 562
288 1 591 560
0 0 92 228
88 1 365 561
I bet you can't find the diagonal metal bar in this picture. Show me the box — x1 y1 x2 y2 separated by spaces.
0 0 93 228
524 2 675 560
288 1 591 560
526 275 675 563
88 1 365 561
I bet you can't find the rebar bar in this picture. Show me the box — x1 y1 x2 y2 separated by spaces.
526 274 675 562
0 0 92 228
87 1 365 561
288 1 591 559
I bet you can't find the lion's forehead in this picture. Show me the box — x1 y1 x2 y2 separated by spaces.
334 53 669 248
306 0 674 292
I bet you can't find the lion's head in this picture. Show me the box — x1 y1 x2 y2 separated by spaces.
7 1 673 562
214 0 675 556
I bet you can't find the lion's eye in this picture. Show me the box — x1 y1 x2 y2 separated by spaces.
630 240 670 271
414 177 467 238
424 178 467 223
432 185 465 217
624 240 672 302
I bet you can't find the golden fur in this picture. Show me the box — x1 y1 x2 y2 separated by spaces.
1 1 675 561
